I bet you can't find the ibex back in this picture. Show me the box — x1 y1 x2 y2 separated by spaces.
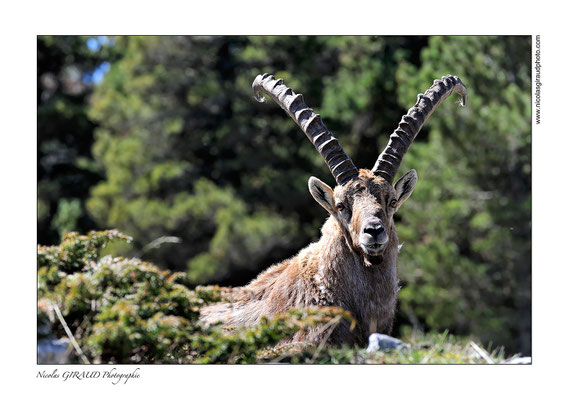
201 73 467 346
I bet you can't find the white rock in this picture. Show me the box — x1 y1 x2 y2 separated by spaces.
366 333 409 352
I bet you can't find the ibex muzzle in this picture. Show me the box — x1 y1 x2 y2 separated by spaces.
362 217 388 251
201 73 467 346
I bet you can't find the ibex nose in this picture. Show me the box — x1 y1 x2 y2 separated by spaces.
363 219 385 241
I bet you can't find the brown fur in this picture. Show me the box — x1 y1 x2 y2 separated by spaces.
201 169 408 347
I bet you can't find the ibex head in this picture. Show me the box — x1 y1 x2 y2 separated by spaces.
253 73 466 267
307 169 416 266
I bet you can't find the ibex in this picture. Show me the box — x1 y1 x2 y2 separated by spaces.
201 73 467 346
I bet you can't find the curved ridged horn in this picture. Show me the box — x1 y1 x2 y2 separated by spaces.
253 73 359 186
371 74 467 183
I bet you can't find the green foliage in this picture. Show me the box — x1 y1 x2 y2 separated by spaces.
52 199 82 237
37 231 352 363
85 36 429 285
395 36 531 354
284 330 510 365
39 230 195 362
187 307 353 364
38 36 121 245
38 231 510 364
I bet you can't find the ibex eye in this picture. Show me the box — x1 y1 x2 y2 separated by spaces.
337 203 345 211
390 200 397 208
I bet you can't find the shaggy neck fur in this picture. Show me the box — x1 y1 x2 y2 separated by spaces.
201 216 400 346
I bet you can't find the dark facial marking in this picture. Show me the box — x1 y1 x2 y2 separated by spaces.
315 184 326 200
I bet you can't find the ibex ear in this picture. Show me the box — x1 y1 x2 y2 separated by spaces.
393 169 418 210
308 177 336 215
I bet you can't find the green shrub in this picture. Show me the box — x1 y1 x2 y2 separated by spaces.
38 230 513 364
38 230 352 364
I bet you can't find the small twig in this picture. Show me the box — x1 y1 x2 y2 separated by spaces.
269 344 295 364
51 302 91 364
65 311 95 359
142 236 181 254
309 315 342 364
228 340 242 364
469 341 494 364
420 348 433 364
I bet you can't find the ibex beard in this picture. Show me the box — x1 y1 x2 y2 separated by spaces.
201 73 467 347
